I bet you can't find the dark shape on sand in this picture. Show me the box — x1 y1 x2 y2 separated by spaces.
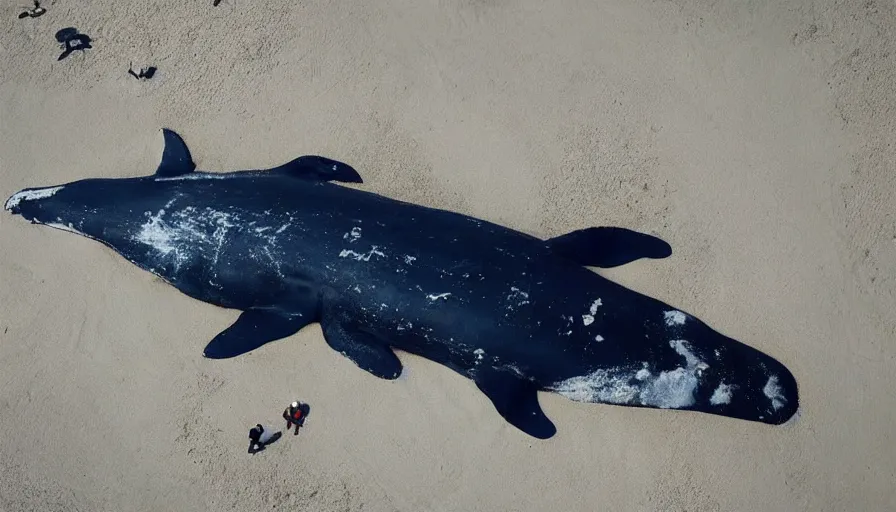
128 63 157 80
248 424 282 454
18 1 46 19
4 128 800 439
56 27 92 61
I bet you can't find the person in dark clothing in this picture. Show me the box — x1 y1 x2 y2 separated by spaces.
248 424 281 454
283 401 310 435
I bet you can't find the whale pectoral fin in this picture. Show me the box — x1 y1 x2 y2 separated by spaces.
272 156 363 184
155 129 196 177
474 369 557 439
321 322 402 379
545 226 672 268
202 309 311 359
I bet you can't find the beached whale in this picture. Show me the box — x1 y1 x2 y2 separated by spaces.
4 128 799 438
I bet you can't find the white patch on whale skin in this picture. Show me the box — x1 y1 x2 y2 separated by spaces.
45 222 86 236
404 255 417 264
133 207 240 272
582 299 602 325
473 348 485 362
135 209 178 257
344 226 362 243
550 338 708 409
594 335 604 342
339 246 385 261
710 383 733 405
664 310 686 326
551 368 641 404
426 293 451 301
506 287 530 310
5 186 65 210
155 172 229 182
670 339 705 370
763 375 786 410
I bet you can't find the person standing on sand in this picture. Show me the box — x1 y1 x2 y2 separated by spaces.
283 401 309 435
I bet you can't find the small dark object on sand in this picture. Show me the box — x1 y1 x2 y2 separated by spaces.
283 401 311 435
128 63 157 80
248 424 282 454
56 27 92 61
213 0 222 6
18 1 46 19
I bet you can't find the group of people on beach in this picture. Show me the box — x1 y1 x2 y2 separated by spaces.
248 400 311 454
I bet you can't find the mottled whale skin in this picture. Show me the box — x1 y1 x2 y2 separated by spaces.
5 129 799 439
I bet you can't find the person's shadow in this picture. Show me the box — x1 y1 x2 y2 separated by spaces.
55 27 92 61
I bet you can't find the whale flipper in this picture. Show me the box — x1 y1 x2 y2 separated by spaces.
474 369 556 439
545 226 672 268
321 321 402 379
271 156 363 184
155 129 196 177
202 309 312 358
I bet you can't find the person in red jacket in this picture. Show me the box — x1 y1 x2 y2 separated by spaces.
283 401 310 435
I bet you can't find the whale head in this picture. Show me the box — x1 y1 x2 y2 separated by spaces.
4 175 164 242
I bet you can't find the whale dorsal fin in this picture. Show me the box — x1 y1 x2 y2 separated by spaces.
155 129 196 177
271 156 363 184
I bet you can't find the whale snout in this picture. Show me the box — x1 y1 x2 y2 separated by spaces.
702 351 799 426
758 365 799 425
5 186 65 216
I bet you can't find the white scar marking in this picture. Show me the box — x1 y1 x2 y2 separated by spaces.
664 310 686 326
135 209 177 256
582 299 602 325
45 222 86 236
763 375 786 410
275 224 290 234
594 335 604 342
5 186 64 210
710 383 733 405
473 348 485 362
427 293 451 301
550 339 708 409
344 226 362 243
155 172 229 181
506 287 530 309
404 255 417 264
133 207 238 272
339 246 385 261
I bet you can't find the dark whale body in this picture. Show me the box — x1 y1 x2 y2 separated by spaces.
5 129 799 439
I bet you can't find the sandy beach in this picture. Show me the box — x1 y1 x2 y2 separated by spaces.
2 1 895 510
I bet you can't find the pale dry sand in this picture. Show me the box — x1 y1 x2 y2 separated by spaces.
1 1 895 511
